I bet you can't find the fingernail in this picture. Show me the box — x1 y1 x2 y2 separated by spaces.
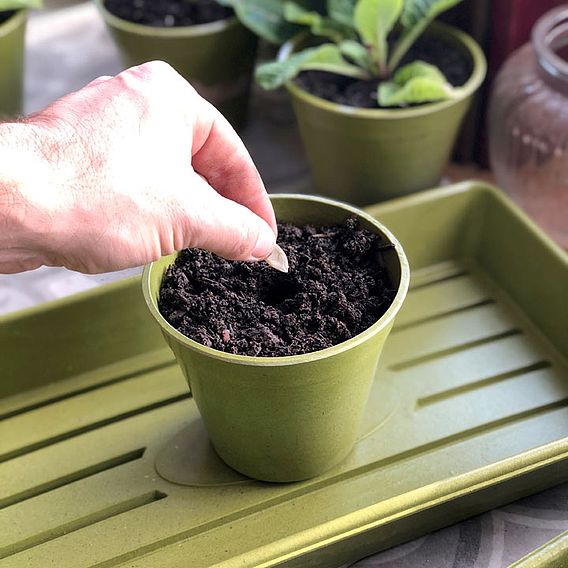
251 226 276 261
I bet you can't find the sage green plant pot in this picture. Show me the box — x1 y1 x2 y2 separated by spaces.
143 194 410 482
280 23 487 204
95 0 257 129
0 10 26 118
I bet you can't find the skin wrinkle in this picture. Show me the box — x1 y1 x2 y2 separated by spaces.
168 188 193 254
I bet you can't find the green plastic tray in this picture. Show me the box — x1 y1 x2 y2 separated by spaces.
1 182 567 567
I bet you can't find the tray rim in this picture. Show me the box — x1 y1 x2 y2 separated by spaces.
367 181 567 262
285 440 568 562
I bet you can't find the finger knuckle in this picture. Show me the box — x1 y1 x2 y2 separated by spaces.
120 61 194 118
132 60 175 82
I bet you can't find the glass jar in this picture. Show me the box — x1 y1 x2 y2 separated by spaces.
489 6 568 249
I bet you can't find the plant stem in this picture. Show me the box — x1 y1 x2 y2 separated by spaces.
374 41 389 80
378 59 389 80
387 20 429 74
302 63 372 80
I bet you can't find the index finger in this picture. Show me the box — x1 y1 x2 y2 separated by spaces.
190 96 277 235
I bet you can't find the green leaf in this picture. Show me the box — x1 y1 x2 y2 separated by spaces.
339 40 374 72
256 44 370 89
300 43 369 74
388 0 463 71
0 0 42 8
354 0 403 75
327 0 357 27
284 1 322 26
284 1 355 42
400 0 462 30
354 0 403 45
378 60 457 106
223 0 303 45
391 59 446 84
378 76 449 105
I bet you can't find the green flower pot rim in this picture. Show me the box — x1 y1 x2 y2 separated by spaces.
142 193 410 368
278 22 487 120
0 9 26 38
94 0 239 38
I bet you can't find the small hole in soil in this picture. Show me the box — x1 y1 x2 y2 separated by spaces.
262 278 301 307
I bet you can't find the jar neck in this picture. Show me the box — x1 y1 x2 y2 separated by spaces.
533 6 568 96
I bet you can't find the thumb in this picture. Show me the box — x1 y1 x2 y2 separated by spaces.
178 173 277 262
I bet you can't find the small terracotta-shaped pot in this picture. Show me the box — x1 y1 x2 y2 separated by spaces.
95 0 257 129
281 24 486 204
0 10 26 118
143 194 410 482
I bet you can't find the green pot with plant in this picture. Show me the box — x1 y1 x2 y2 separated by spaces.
95 0 307 129
143 194 409 482
256 0 487 204
0 1 40 118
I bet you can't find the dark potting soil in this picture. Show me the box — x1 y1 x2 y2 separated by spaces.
159 218 396 357
103 0 232 27
295 35 473 109
0 11 15 25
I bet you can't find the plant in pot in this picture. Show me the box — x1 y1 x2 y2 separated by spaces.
143 194 409 482
0 0 42 118
95 0 310 129
255 0 487 204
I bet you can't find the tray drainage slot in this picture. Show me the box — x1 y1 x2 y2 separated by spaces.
392 299 496 333
0 448 146 510
0 361 177 421
0 394 190 464
389 329 522 371
408 270 468 291
415 362 553 408
0 490 167 559
335 396 568 482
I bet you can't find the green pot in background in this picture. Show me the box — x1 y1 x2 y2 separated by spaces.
95 0 257 130
0 10 26 118
281 24 487 205
143 194 410 482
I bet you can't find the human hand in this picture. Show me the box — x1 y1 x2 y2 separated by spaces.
0 61 277 274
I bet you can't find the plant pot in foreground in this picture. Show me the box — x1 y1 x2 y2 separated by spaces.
143 194 410 482
0 10 26 118
95 0 257 130
281 23 486 205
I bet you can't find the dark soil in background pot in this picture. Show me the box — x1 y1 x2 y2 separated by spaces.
296 35 473 109
104 0 232 27
0 11 15 25
159 218 396 357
